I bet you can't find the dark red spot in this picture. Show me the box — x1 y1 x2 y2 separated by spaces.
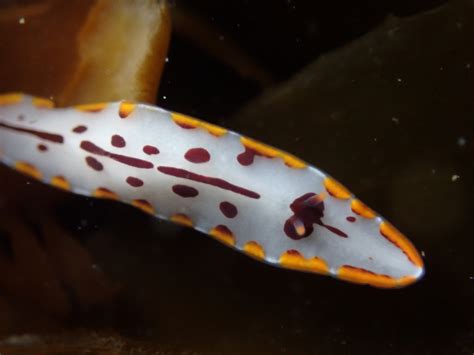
111 134 126 148
185 147 211 163
37 144 48 152
80 140 153 169
172 184 199 198
126 176 144 187
219 201 238 218
346 216 356 223
237 147 273 166
85 156 103 171
157 166 260 199
143 145 159 155
284 193 348 240
72 125 87 133
0 121 64 143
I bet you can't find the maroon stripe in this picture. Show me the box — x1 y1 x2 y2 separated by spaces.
0 121 64 143
157 166 260 199
80 140 153 169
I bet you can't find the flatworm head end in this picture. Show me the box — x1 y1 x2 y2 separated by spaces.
277 177 424 288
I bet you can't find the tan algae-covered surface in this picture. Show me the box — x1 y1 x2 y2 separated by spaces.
0 0 473 354
0 0 169 105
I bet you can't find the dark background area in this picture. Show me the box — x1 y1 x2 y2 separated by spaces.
161 0 447 117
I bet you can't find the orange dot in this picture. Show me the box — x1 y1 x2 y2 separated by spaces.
171 112 227 137
281 153 307 169
131 199 155 214
75 102 107 112
170 213 194 228
240 137 307 169
243 241 265 260
15 161 42 180
93 187 119 200
324 177 351 199
351 199 376 219
32 96 54 109
209 225 235 246
279 250 329 275
50 175 70 191
201 121 228 137
119 100 136 118
0 93 23 106
241 136 279 158
171 112 199 129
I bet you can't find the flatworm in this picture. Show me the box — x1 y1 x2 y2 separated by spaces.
0 94 424 288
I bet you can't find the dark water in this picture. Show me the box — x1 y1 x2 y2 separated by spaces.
0 0 473 354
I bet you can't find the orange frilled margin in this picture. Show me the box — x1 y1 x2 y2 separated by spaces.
279 250 329 275
379 222 424 268
240 137 307 169
171 112 228 137
337 265 418 288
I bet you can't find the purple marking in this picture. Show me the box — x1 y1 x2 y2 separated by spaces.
37 144 48 152
346 216 356 223
284 193 348 240
237 147 257 166
172 184 199 198
126 176 144 187
111 134 126 148
219 201 238 218
80 140 153 169
157 166 260 199
72 125 87 133
0 121 64 143
185 147 211 163
85 156 103 171
143 145 159 155
237 147 272 166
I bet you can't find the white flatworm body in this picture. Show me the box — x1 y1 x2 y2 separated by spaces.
0 93 424 288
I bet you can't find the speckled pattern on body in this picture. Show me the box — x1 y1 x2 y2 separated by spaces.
0 93 424 288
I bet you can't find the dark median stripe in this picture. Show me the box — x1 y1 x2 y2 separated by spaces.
157 166 260 199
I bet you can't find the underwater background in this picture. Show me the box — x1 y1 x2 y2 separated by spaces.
0 0 472 353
